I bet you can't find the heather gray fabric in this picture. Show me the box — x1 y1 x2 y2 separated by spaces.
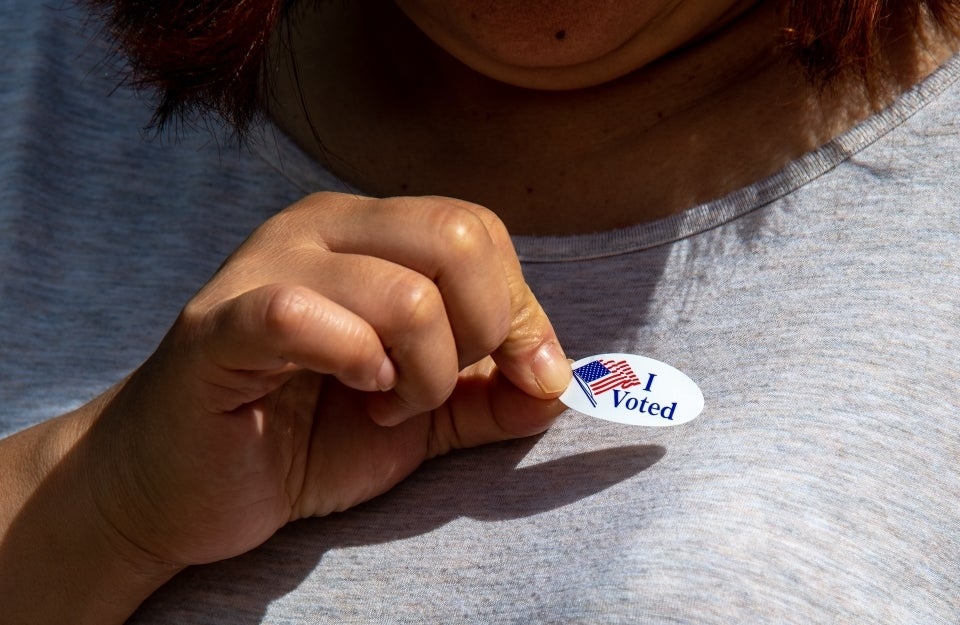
2 3 959 624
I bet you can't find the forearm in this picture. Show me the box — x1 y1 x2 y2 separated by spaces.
0 399 181 624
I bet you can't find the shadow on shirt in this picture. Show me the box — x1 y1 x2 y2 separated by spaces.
131 439 665 623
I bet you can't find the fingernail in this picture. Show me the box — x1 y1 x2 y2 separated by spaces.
532 342 571 396
376 357 397 392
366 395 408 428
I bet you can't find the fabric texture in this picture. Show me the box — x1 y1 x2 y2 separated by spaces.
2 3 959 623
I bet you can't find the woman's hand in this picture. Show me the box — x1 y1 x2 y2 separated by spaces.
81 192 570 579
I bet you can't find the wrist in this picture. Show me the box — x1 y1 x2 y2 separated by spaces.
0 397 183 624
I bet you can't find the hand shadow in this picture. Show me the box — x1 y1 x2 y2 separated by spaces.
133 439 665 623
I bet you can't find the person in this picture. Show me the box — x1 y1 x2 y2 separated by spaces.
1 0 958 622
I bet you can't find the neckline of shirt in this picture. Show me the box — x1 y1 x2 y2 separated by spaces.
250 54 960 263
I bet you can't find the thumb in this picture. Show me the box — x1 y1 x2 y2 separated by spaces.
427 358 567 458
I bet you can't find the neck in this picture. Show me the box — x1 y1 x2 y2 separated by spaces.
268 2 955 235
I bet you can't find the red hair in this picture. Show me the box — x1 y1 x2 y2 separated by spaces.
83 0 960 133
84 0 296 131
782 0 960 81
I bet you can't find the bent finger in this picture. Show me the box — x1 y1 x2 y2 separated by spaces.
314 194 514 368
330 194 571 401
259 253 462 427
193 283 396 403
465 209 571 399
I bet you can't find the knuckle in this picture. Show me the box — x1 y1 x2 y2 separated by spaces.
254 192 354 249
168 299 213 355
432 207 492 263
469 203 510 242
449 200 511 249
254 205 301 242
179 298 209 329
389 274 444 333
287 190 347 216
261 284 315 344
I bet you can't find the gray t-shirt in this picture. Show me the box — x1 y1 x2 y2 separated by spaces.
2 3 959 623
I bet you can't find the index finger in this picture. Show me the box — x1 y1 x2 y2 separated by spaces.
458 202 572 399
301 193 514 368
332 194 571 400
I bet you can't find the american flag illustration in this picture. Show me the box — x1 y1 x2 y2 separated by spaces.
573 359 642 406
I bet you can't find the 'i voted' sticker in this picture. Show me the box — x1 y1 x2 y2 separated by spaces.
559 353 704 427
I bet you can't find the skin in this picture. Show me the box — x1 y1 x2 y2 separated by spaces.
1 1 957 623
0 194 570 623
393 0 760 89
270 0 954 234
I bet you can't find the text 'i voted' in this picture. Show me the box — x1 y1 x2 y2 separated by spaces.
559 353 704 427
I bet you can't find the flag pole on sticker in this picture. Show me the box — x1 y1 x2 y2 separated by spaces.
559 353 704 427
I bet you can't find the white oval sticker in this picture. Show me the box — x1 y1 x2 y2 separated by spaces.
559 353 704 427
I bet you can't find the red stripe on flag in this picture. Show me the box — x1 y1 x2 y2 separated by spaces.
589 359 642 395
